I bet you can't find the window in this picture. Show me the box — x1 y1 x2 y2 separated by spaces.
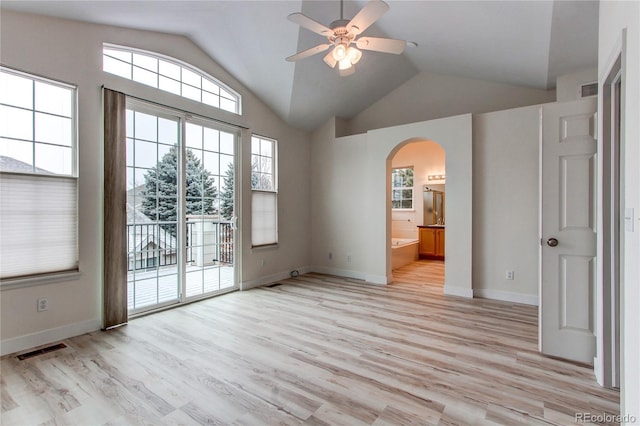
0 67 78 282
102 44 241 115
251 135 277 247
391 167 414 209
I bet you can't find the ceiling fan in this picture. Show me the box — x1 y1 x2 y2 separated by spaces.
286 0 413 76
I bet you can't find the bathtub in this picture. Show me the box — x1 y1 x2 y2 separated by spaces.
391 238 419 270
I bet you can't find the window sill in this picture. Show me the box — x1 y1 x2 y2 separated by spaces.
251 243 279 250
0 270 81 291
392 209 416 212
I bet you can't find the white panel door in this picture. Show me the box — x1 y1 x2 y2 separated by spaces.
540 99 597 364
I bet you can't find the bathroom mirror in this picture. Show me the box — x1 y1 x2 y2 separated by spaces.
423 186 445 225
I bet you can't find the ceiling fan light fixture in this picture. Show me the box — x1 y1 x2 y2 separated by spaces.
338 57 353 70
347 47 362 64
332 43 348 61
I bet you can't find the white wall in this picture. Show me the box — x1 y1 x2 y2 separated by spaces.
472 106 543 305
0 11 311 355
556 67 598 102
598 1 640 421
345 71 556 136
311 115 473 297
391 142 446 239
309 118 370 281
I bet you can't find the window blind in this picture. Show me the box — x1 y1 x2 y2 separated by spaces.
251 191 277 246
0 173 78 280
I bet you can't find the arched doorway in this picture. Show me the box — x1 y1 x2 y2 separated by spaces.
388 140 446 287
372 115 472 296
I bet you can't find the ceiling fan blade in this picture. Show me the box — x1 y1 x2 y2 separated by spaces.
347 0 389 35
286 44 332 62
288 13 333 36
356 37 406 54
339 66 356 77
323 51 337 68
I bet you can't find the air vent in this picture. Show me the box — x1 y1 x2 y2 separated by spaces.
266 283 283 288
17 343 67 360
580 82 598 98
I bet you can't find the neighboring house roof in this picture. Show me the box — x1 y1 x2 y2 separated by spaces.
127 222 177 257
0 155 54 174
127 218 178 256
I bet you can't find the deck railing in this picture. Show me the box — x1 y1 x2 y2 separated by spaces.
127 220 233 271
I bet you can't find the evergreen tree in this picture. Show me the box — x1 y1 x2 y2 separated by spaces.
141 146 217 234
220 163 234 220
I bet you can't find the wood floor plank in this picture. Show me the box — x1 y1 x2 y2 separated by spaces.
1 260 619 425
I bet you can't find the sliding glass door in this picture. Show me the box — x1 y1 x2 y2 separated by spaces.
183 119 236 299
125 101 237 314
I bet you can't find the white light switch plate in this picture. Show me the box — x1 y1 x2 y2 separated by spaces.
625 208 635 232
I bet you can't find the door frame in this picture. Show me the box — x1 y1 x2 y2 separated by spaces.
599 52 623 388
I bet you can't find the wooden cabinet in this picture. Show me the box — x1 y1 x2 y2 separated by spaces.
419 228 436 255
435 228 445 257
418 227 445 259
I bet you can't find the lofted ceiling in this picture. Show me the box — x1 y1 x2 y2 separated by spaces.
1 1 599 131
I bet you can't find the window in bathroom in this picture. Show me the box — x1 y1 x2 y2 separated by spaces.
391 167 414 209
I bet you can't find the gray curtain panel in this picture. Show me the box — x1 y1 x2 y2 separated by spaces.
103 88 128 329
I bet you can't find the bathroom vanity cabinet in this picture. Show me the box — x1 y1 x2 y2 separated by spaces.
418 226 445 259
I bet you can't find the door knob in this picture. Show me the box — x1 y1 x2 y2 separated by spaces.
546 237 559 247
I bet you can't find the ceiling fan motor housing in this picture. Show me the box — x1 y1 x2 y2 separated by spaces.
329 26 355 46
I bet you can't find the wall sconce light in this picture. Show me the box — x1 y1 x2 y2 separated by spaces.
428 174 446 181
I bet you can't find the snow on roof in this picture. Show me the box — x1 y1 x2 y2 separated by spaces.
0 155 55 174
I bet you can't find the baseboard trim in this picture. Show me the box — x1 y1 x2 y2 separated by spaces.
444 285 473 298
240 266 313 290
1 319 100 357
593 356 604 386
310 266 387 285
364 273 388 285
473 288 539 306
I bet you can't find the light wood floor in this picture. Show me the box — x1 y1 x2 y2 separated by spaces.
2 260 619 425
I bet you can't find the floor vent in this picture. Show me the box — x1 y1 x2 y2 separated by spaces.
17 343 67 361
266 283 283 288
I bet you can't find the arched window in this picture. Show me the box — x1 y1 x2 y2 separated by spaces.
102 44 241 115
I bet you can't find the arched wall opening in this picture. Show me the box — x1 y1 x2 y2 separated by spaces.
388 140 446 284
310 114 472 296
369 115 472 296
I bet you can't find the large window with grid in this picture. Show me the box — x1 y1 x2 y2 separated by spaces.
251 135 277 247
103 44 241 115
0 67 78 283
391 167 414 209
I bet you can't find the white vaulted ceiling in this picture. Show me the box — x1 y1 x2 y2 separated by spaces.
1 0 599 131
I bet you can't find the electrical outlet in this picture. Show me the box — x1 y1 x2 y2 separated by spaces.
505 270 515 280
328 252 333 260
261 259 266 267
347 254 352 263
37 297 49 312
